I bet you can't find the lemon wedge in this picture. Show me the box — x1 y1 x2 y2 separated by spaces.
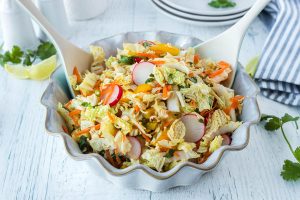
245 56 260 78
4 55 56 80
4 64 30 79
28 55 56 80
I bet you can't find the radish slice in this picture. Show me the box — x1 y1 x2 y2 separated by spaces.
132 62 155 85
221 134 232 145
100 84 123 106
167 93 180 112
181 114 205 143
127 136 142 160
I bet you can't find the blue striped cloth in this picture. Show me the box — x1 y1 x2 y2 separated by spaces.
254 0 300 106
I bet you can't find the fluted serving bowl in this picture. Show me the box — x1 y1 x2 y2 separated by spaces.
41 31 260 192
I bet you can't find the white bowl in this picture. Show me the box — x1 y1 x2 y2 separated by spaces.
64 0 108 20
41 31 260 192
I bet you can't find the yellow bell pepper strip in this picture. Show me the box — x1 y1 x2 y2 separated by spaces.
135 84 153 93
150 43 180 56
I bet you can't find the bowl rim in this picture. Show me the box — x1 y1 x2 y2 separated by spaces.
40 31 261 180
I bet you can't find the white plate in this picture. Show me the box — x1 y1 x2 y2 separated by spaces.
151 0 241 26
161 0 255 16
155 0 247 21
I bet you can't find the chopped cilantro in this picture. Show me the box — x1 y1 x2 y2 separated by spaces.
164 149 175 158
208 0 236 8
119 55 135 65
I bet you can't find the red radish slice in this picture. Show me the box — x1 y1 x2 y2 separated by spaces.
127 136 142 160
132 62 155 85
100 84 123 106
221 134 232 145
181 114 205 143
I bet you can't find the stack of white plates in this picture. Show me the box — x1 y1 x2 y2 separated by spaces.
150 0 255 26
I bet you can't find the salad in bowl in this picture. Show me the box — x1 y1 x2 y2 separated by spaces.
57 40 244 172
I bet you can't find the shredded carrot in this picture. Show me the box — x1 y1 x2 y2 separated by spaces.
73 66 82 83
218 61 230 69
162 86 168 98
188 72 194 77
69 109 81 117
150 60 165 65
224 95 244 114
101 84 115 105
74 128 90 137
163 120 173 127
209 61 231 78
74 124 101 137
174 151 180 158
142 133 151 142
70 115 79 126
194 54 200 64
94 124 101 130
208 67 228 78
62 125 68 133
136 52 158 59
134 105 140 113
190 100 197 107
64 100 72 109
93 80 101 89
166 84 172 90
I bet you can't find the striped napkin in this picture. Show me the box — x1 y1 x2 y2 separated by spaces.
254 0 300 106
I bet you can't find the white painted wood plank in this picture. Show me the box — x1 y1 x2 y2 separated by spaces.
0 0 299 199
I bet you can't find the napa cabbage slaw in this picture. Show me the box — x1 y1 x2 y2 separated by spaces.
57 40 244 172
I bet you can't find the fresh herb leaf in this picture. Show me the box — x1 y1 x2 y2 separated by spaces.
281 160 300 181
78 135 90 153
189 77 197 83
23 49 36 66
95 89 100 96
0 41 56 67
142 41 152 48
282 113 299 124
261 113 300 181
119 55 135 65
294 147 300 163
81 102 91 107
208 0 236 8
264 117 281 131
0 46 24 66
260 114 278 121
36 41 56 60
145 74 155 83
145 77 154 83
282 113 299 128
164 149 175 158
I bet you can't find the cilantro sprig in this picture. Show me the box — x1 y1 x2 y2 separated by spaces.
0 41 56 66
208 0 236 8
261 113 300 181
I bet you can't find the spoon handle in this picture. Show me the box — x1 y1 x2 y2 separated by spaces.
227 0 271 44
16 0 77 55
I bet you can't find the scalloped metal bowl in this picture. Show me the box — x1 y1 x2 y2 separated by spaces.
40 31 260 192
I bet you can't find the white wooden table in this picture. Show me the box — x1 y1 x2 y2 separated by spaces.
0 0 299 199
